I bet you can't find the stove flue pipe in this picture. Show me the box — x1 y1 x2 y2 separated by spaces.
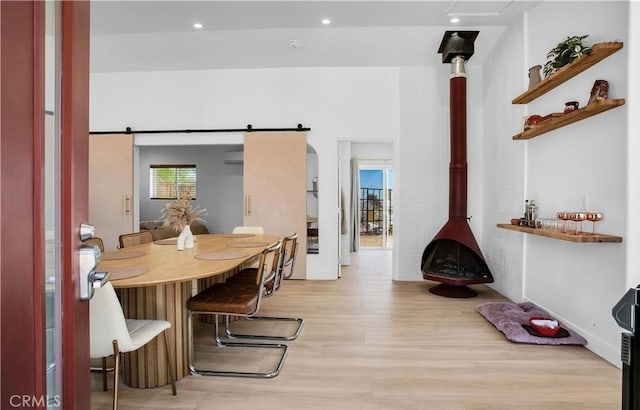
421 30 493 298
449 56 468 221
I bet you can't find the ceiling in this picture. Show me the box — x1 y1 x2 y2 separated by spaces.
90 1 542 72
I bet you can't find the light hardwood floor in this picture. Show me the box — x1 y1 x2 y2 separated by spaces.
91 250 621 409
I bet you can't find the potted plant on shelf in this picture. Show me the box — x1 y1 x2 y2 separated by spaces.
543 35 593 78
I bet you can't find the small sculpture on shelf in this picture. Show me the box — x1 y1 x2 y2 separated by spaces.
588 79 609 104
564 101 579 113
524 115 542 131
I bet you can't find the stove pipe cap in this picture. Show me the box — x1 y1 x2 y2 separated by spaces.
438 31 479 63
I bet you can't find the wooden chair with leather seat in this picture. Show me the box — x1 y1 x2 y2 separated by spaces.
118 231 153 248
186 241 288 378
224 233 304 341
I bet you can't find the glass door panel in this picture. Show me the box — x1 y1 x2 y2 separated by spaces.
45 1 61 405
359 166 393 249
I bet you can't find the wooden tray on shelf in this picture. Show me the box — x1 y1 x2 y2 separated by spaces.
497 223 622 243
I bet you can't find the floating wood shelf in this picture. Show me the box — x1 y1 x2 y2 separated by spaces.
512 42 624 104
497 223 622 243
513 98 625 140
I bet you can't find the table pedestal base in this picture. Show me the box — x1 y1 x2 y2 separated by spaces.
118 282 192 388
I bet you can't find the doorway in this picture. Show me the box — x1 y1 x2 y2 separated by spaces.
359 162 393 249
338 141 393 270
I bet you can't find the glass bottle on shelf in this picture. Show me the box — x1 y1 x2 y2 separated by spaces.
528 200 537 223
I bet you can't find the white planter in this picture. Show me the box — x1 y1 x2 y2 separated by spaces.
177 225 193 250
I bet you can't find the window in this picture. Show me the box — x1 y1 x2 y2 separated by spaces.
150 164 197 199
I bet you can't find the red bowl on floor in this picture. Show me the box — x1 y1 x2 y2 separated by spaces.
529 316 560 336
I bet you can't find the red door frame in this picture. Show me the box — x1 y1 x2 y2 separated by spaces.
1 2 47 406
0 2 90 409
61 2 91 408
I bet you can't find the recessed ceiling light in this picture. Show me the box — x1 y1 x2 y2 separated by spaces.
193 22 203 29
321 18 331 25
450 17 460 24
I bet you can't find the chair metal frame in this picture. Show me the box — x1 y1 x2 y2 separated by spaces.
225 233 305 341
187 241 288 378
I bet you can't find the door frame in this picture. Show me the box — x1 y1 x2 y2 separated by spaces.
1 2 48 406
61 2 91 408
0 2 91 408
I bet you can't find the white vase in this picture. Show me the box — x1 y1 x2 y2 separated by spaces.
177 225 193 251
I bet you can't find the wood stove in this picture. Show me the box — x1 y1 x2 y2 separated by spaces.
421 31 493 298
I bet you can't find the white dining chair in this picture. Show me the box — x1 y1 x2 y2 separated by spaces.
232 226 264 235
90 282 177 409
232 226 264 268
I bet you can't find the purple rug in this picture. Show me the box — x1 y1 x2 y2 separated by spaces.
476 301 587 345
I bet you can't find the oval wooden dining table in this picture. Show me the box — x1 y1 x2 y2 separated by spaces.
96 233 281 388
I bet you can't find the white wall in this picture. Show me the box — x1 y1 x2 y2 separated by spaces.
91 67 400 280
627 0 640 290
338 141 352 266
480 1 628 365
351 142 393 160
481 20 526 302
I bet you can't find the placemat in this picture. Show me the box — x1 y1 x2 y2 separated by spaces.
226 241 270 248
195 250 249 260
221 233 256 238
154 237 198 245
101 250 145 260
154 238 177 245
107 266 148 281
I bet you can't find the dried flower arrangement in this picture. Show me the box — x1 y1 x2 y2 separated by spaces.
161 191 207 232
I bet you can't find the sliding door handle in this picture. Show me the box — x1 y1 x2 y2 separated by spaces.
124 194 131 215
245 195 252 216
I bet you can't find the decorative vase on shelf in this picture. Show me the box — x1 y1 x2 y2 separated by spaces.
528 65 542 89
176 225 193 251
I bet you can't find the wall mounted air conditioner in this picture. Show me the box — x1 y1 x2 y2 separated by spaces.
223 151 244 164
